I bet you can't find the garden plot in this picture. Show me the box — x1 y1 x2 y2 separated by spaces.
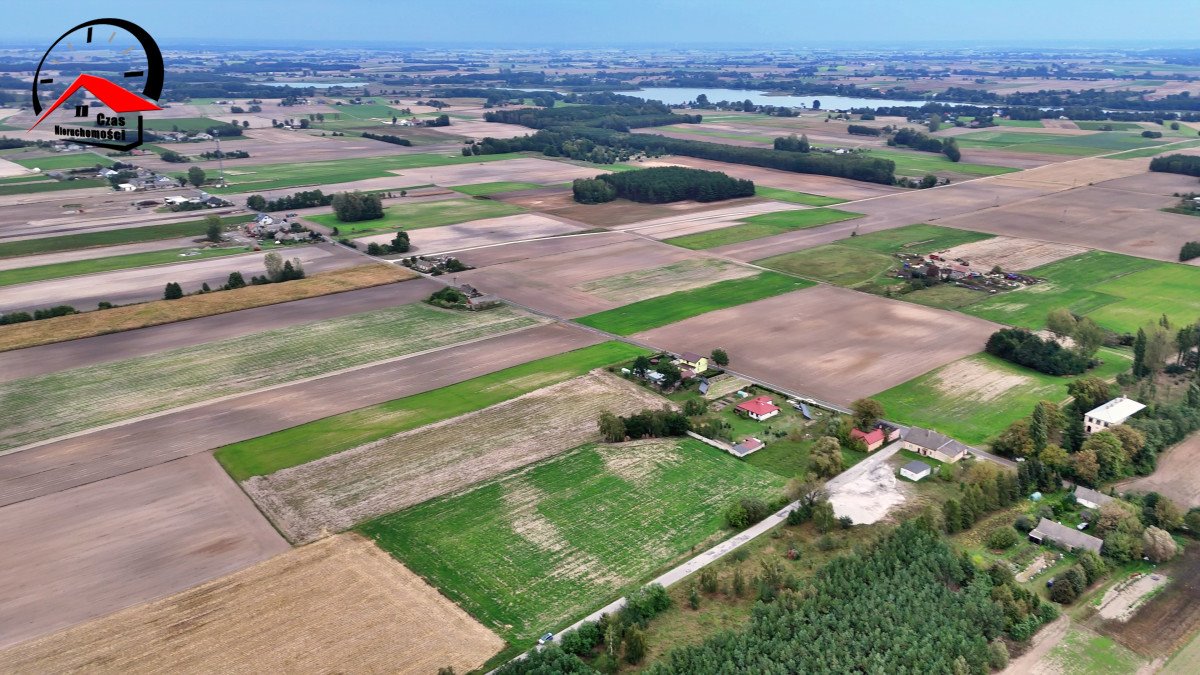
1097 573 1170 622
354 213 586 255
358 438 786 644
456 237 719 318
932 236 1087 272
245 371 669 543
0 534 504 674
573 258 757 303
0 304 540 451
634 285 999 405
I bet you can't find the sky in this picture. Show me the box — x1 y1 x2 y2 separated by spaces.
4 0 1199 47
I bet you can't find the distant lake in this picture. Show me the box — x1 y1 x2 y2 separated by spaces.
623 87 946 110
262 81 366 89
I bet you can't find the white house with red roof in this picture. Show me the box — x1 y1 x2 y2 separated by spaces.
735 396 780 421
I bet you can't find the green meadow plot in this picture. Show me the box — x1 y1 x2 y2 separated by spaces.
307 198 525 236
664 208 862 250
0 215 246 259
753 185 847 207
358 438 786 644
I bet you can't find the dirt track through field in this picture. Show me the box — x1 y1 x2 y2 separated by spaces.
246 371 669 543
0 453 288 650
0 534 504 674
1117 432 1200 508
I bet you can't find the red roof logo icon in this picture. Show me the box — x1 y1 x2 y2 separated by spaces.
29 73 161 131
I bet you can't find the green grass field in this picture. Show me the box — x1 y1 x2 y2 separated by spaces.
1073 121 1145 131
0 215 246 259
0 174 50 185
11 152 108 170
663 208 863 250
198 152 526 193
0 304 537 451
862 148 1018 177
307 198 525 236
753 185 847 206
575 272 813 335
0 178 108 195
954 129 1167 156
0 245 258 287
328 103 405 119
873 350 1132 447
357 438 786 645
1042 626 1146 675
963 251 1200 333
450 181 547 196
756 223 993 287
1108 138 1200 159
142 117 225 132
214 341 649 481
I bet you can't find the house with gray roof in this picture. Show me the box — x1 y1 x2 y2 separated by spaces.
1073 486 1114 510
900 426 972 463
1029 518 1103 554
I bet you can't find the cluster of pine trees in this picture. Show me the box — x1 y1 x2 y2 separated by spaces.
575 167 755 204
1150 153 1200 176
985 328 1093 375
331 191 384 222
646 521 1051 674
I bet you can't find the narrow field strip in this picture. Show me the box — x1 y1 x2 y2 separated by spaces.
664 207 863 250
575 272 813 335
0 304 539 451
215 340 650 480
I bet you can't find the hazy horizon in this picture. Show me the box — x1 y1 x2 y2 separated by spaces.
3 0 1198 48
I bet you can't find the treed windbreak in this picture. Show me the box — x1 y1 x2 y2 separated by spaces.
647 521 1055 674
576 167 754 204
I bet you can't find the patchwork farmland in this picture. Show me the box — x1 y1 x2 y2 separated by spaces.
359 438 786 645
245 371 669 542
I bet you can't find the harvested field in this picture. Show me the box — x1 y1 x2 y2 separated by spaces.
358 439 786 645
455 230 633 269
0 304 540 451
0 280 438 380
933 236 1088 272
938 184 1195 263
0 453 288 650
0 534 504 674
988 156 1148 190
456 236 717 317
503 190 768 228
663 208 864 250
400 156 605 188
634 285 999 405
0 243 363 314
636 156 902 200
0 324 599 508
1117 432 1200 509
573 258 757 303
622 201 799 240
355 213 586 254
0 264 416 353
426 118 532 140
246 371 669 543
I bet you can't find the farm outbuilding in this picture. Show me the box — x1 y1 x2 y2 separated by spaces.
1028 517 1103 554
1073 486 1114 510
1084 397 1145 435
900 460 932 482
850 428 886 452
730 437 764 458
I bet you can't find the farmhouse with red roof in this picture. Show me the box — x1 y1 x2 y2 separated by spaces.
850 427 886 452
734 396 780 421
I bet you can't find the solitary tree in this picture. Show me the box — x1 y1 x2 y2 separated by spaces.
850 398 884 431
163 282 183 300
263 251 284 282
226 271 246 289
204 215 222 243
187 165 206 187
246 195 267 211
1046 308 1077 338
711 348 729 367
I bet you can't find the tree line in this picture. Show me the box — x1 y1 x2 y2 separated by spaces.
361 132 413 146
331 192 384 222
247 189 334 213
1150 153 1200 177
890 127 962 162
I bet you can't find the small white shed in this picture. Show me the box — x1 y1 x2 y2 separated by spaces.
900 460 932 482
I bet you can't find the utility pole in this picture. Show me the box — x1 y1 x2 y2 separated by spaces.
213 129 226 187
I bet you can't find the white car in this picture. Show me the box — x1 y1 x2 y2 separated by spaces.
538 633 554 645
